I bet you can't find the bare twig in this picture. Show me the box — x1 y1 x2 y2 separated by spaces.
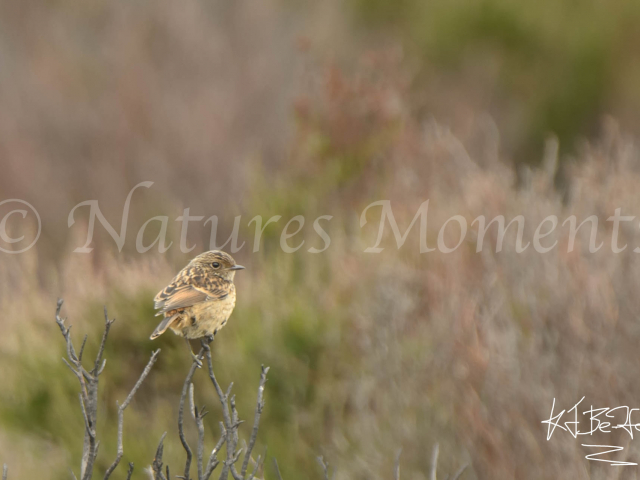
189 383 208 480
179 346 206 480
125 463 134 480
202 341 239 480
316 456 336 480
240 366 269 479
451 463 468 480
171 339 269 480
56 299 101 480
78 335 88 362
104 349 161 480
203 422 225 480
2 464 7 480
152 432 168 480
56 300 160 480
229 395 244 479
317 456 330 480
430 443 439 480
55 300 78 361
230 395 240 452
94 307 115 375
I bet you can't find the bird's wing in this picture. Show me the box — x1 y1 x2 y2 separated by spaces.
154 265 230 315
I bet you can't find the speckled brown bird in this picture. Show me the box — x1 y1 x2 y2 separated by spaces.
150 251 244 353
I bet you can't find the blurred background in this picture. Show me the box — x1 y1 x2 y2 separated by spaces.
2 0 640 478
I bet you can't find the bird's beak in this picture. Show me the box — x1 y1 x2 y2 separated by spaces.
229 265 245 271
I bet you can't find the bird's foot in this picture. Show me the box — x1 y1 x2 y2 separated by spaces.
185 338 203 368
205 334 214 344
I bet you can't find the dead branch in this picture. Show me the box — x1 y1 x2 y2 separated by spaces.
56 299 103 480
189 383 207 480
104 349 160 479
171 339 269 480
125 463 134 480
178 346 206 480
316 456 336 480
201 341 242 480
316 456 330 480
202 422 225 480
240 366 269 479
152 433 168 480
56 299 159 480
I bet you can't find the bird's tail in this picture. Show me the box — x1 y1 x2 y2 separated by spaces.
150 314 179 340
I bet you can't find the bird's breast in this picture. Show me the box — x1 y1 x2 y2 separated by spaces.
171 286 236 339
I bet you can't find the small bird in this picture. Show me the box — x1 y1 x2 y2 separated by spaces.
151 250 244 361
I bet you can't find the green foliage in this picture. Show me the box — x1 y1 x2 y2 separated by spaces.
352 0 640 162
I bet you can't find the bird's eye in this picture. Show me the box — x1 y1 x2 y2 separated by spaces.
212 262 221 269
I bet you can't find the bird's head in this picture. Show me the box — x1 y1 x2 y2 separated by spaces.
189 250 245 281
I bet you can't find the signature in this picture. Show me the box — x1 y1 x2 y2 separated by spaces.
542 397 640 466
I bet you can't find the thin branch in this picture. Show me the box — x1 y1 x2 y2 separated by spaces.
98 359 108 376
2 464 7 480
56 299 99 480
429 443 439 480
317 456 330 480
203 423 225 480
229 395 242 479
152 432 168 480
240 365 269 479
104 349 161 480
56 300 162 480
202 341 269 480
55 300 80 365
78 335 88 363
179 346 206 480
201 341 238 480
94 306 115 375
62 358 81 378
189 383 208 480
125 463 134 480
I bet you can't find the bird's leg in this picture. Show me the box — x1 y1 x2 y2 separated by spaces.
185 338 203 368
205 333 214 344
